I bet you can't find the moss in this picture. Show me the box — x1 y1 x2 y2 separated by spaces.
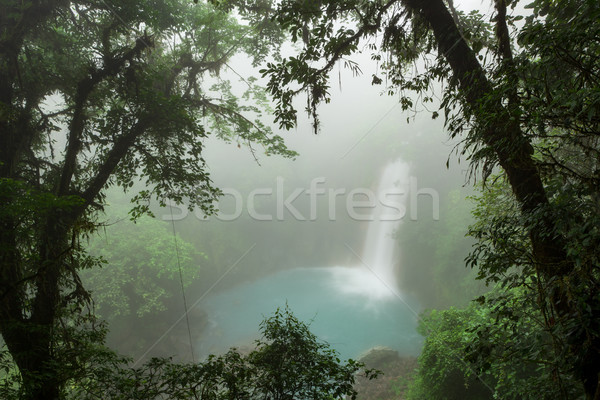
355 347 417 400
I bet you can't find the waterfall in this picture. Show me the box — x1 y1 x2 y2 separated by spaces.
196 158 420 359
332 158 410 300
361 159 411 288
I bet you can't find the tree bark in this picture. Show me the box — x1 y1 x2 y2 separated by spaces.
0 236 66 399
404 0 567 274
0 5 153 393
403 0 598 397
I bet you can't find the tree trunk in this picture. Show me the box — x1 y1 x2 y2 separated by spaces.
3 323 60 400
405 0 566 272
404 0 598 397
0 212 70 400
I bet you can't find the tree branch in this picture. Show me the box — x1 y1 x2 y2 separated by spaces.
494 0 513 62
404 0 570 275
58 35 153 196
78 117 151 217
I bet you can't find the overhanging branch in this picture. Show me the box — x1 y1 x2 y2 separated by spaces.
57 35 153 197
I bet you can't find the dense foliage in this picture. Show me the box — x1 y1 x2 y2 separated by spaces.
0 0 292 398
256 0 600 398
407 306 493 400
2 0 600 398
79 203 208 357
408 287 584 399
85 209 202 320
70 306 376 399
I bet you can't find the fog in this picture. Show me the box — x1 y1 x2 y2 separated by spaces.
83 18 486 366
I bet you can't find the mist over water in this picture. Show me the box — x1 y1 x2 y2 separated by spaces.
81 42 479 367
196 158 422 360
359 159 411 294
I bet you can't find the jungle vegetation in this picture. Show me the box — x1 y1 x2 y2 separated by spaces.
1 0 599 399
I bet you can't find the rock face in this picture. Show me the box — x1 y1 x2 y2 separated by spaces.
359 347 402 366
355 347 418 400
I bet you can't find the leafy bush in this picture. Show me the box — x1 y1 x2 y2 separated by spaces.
83 208 203 320
70 306 378 399
407 306 493 400
408 287 584 400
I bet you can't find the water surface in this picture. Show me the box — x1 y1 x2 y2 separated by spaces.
196 266 422 360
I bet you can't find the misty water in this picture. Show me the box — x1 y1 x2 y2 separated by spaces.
196 159 423 360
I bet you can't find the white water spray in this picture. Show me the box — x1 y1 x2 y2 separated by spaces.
332 158 410 300
197 159 418 358
362 159 411 286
